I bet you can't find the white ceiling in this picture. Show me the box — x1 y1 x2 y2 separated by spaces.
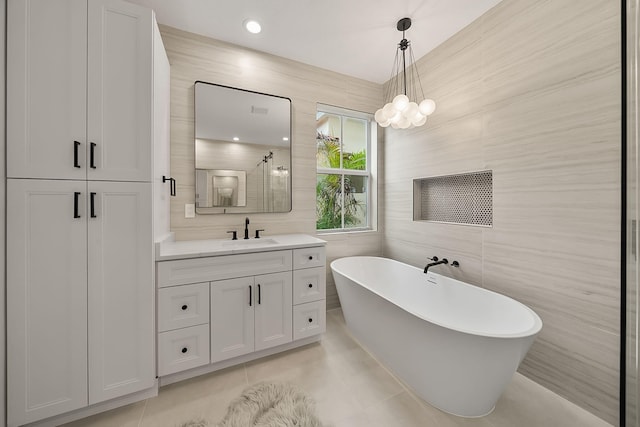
127 0 503 84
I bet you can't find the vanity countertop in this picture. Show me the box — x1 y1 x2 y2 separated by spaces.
156 233 327 261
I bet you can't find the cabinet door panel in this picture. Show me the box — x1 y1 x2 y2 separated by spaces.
87 0 152 182
7 179 88 426
254 272 293 351
211 277 255 362
7 0 86 180
88 181 154 404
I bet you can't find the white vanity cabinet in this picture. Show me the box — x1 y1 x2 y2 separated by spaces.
157 283 210 376
155 238 326 382
211 271 293 363
6 1 169 425
291 249 327 340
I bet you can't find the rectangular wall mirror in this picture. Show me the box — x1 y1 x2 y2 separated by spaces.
194 81 292 214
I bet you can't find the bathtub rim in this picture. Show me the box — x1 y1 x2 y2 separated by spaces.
331 255 543 339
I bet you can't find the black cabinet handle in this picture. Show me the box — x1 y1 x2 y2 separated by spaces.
308 318 313 323
74 141 81 168
90 142 96 169
249 285 252 307
90 192 97 218
308 283 313 288
181 304 188 311
308 256 313 260
181 347 188 354
73 192 81 218
257 284 261 304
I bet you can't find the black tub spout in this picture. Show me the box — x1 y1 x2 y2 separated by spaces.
424 258 448 274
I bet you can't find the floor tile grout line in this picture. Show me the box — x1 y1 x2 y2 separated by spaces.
356 389 406 413
137 398 148 427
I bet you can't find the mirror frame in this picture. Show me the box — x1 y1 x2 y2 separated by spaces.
193 81 292 214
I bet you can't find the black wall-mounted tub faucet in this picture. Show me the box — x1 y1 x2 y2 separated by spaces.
424 257 448 274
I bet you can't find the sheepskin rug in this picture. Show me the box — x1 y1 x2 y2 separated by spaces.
179 382 323 427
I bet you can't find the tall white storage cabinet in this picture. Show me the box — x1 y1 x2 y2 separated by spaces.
7 0 152 182
6 1 170 426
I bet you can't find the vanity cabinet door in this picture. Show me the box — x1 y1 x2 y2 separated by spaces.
87 181 154 404
254 272 293 351
211 277 255 363
7 179 88 426
7 0 87 180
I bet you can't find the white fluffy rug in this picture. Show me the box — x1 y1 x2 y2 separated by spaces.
179 382 324 427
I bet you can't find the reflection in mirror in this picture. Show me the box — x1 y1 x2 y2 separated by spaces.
194 81 292 214
196 169 246 207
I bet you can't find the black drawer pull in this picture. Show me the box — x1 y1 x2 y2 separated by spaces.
258 284 261 304
90 142 97 169
308 318 313 323
308 256 313 260
249 285 252 307
181 304 188 311
308 283 313 288
74 141 81 168
181 347 188 354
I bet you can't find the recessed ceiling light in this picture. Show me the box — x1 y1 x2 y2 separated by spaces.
282 137 289 141
233 137 240 141
243 19 261 34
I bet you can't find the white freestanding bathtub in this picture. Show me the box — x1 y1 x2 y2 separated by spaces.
331 256 542 417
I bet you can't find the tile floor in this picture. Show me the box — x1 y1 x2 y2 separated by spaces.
63 309 612 427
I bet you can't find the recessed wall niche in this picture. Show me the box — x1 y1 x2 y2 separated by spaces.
413 170 493 226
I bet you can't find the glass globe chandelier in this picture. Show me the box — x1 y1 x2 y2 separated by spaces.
375 17 436 129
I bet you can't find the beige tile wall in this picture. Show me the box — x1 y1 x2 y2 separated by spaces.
159 26 384 309
382 0 620 424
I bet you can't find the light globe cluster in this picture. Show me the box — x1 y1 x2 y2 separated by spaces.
374 95 436 129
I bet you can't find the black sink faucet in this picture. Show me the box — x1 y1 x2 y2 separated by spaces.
424 256 448 274
244 217 250 240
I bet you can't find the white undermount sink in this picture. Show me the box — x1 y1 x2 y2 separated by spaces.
221 238 278 247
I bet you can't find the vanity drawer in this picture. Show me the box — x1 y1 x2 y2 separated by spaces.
158 324 210 376
293 267 326 305
292 301 326 340
157 250 293 287
158 282 209 332
292 247 326 270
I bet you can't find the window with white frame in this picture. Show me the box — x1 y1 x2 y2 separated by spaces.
316 104 375 232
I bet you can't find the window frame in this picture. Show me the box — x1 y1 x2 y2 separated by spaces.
316 104 376 233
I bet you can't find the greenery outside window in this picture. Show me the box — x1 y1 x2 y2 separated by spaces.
316 105 375 232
